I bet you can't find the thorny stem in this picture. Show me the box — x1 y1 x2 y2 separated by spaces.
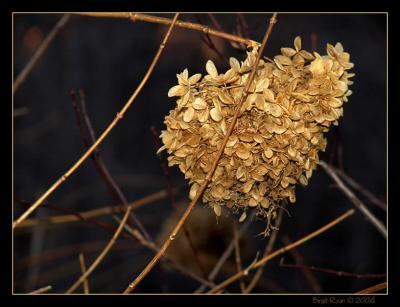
123 13 278 294
75 13 257 47
13 14 71 94
279 261 386 280
12 13 179 229
78 253 90 294
319 161 387 238
244 208 283 293
207 209 355 293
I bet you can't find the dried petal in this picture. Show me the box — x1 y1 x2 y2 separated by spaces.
206 60 218 78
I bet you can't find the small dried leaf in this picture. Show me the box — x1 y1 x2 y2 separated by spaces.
168 85 186 97
210 107 222 121
294 36 302 51
206 60 218 78
183 107 195 122
193 97 207 110
213 204 222 216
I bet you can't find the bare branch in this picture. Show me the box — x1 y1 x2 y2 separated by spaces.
356 282 387 294
75 13 256 47
244 208 284 293
207 209 355 293
14 14 71 94
28 285 52 294
279 260 386 280
123 13 279 294
319 161 387 238
12 12 179 228
79 253 90 294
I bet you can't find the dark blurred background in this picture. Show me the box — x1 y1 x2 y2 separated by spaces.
13 13 387 294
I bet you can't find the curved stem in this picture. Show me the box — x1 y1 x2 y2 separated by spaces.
12 13 179 229
207 209 355 293
123 12 279 294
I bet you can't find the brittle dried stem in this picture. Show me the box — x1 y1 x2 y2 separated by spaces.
79 253 90 294
194 210 255 293
123 13 278 294
28 285 52 294
63 14 181 293
13 14 71 94
12 13 179 229
331 165 386 211
356 282 387 294
76 13 256 47
279 260 386 280
280 235 321 293
113 215 216 288
244 208 283 293
17 188 176 228
72 89 150 239
319 161 387 238
207 209 355 293
150 127 209 280
65 205 133 293
233 222 246 293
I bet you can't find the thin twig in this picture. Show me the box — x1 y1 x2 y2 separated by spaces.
12 12 179 229
331 165 386 211
150 126 209 280
194 210 255 293
123 13 278 294
319 161 387 238
244 208 283 293
79 253 90 294
64 14 180 294
113 215 216 289
279 260 386 280
13 14 71 94
76 13 256 47
233 222 246 293
207 209 355 293
281 235 321 293
65 205 133 293
28 285 52 294
194 14 227 64
71 89 150 240
17 188 176 228
356 282 387 294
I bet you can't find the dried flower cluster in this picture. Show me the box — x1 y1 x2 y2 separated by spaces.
159 36 354 233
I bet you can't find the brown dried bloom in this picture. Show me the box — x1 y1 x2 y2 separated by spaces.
159 36 354 235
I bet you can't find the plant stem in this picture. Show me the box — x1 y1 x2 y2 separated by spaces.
79 253 90 294
207 209 355 293
76 13 256 47
122 13 278 294
319 161 387 238
13 14 71 94
12 13 179 229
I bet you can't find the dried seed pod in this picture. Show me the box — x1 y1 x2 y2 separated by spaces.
160 37 354 235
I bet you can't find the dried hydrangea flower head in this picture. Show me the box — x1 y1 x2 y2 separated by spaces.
159 36 354 235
